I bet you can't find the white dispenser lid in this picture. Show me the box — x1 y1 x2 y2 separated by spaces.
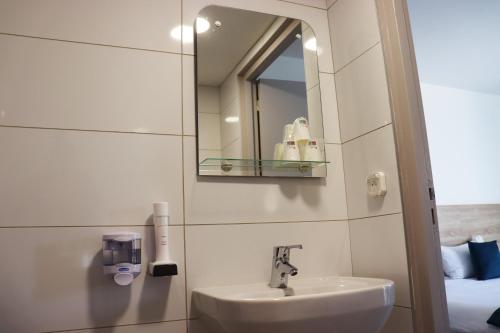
114 272 134 286
153 202 169 217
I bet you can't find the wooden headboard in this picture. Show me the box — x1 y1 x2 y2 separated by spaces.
438 204 500 245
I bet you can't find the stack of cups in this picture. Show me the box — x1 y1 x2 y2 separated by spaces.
273 117 323 164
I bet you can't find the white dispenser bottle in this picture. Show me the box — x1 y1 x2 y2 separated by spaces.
149 202 178 276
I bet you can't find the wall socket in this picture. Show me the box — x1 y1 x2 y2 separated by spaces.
367 172 387 197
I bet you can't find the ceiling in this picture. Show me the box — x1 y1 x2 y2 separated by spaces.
408 0 500 95
196 6 276 86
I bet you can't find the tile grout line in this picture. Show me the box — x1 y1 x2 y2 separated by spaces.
342 123 393 145
328 7 354 277
348 211 403 222
41 318 188 333
0 124 183 137
277 0 328 10
180 2 190 332
184 219 349 226
0 32 182 55
0 219 351 229
0 224 183 229
326 0 339 11
334 41 381 74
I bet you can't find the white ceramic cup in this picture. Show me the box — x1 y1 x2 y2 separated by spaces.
273 143 284 161
283 140 300 162
282 124 294 142
293 117 311 142
304 139 322 162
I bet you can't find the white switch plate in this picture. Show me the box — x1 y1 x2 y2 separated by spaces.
367 172 387 197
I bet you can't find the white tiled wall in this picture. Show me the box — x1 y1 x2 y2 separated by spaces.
327 0 380 71
328 0 413 332
0 34 182 135
0 0 183 52
335 44 392 142
0 226 186 332
0 128 184 227
0 0 356 333
349 214 410 307
342 125 402 219
184 137 347 225
185 221 352 315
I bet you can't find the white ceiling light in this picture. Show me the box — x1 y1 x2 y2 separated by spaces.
304 38 317 51
196 17 210 33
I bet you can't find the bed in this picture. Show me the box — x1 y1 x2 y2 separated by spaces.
446 278 500 332
439 204 500 332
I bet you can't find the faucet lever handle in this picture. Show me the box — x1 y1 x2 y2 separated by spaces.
273 244 303 258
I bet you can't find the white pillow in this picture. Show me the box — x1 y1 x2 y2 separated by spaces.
441 243 475 279
471 235 485 242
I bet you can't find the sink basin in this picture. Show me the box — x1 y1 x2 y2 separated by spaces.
192 276 395 333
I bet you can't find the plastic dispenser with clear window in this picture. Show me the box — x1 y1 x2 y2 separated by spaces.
102 232 141 286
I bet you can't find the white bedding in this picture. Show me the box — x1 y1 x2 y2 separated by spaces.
446 278 500 332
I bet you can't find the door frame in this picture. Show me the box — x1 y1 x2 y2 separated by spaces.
375 0 450 332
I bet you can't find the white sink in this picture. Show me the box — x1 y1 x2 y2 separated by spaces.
192 276 395 333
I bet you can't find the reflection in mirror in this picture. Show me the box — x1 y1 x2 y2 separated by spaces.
196 6 327 177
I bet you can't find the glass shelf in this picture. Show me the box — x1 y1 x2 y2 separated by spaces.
199 158 329 173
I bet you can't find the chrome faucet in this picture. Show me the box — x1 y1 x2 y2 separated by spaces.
269 244 303 288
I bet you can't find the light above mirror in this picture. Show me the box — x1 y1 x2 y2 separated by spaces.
170 17 212 43
195 6 328 177
196 17 211 33
304 37 317 51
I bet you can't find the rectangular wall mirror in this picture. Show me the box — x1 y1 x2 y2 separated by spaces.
195 6 328 177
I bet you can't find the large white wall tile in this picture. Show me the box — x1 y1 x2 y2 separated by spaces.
221 137 243 159
184 137 347 224
183 0 334 73
319 73 341 144
220 99 241 149
198 114 221 150
0 226 186 332
0 35 182 135
0 0 182 53
335 44 392 142
198 86 221 114
381 307 414 333
186 221 352 315
59 321 187 333
183 55 197 136
328 0 380 71
349 214 411 307
0 128 184 227
342 125 402 219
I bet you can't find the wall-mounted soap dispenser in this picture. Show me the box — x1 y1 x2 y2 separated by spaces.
149 202 178 277
103 232 141 286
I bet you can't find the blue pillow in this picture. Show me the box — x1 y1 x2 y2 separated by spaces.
468 241 500 280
